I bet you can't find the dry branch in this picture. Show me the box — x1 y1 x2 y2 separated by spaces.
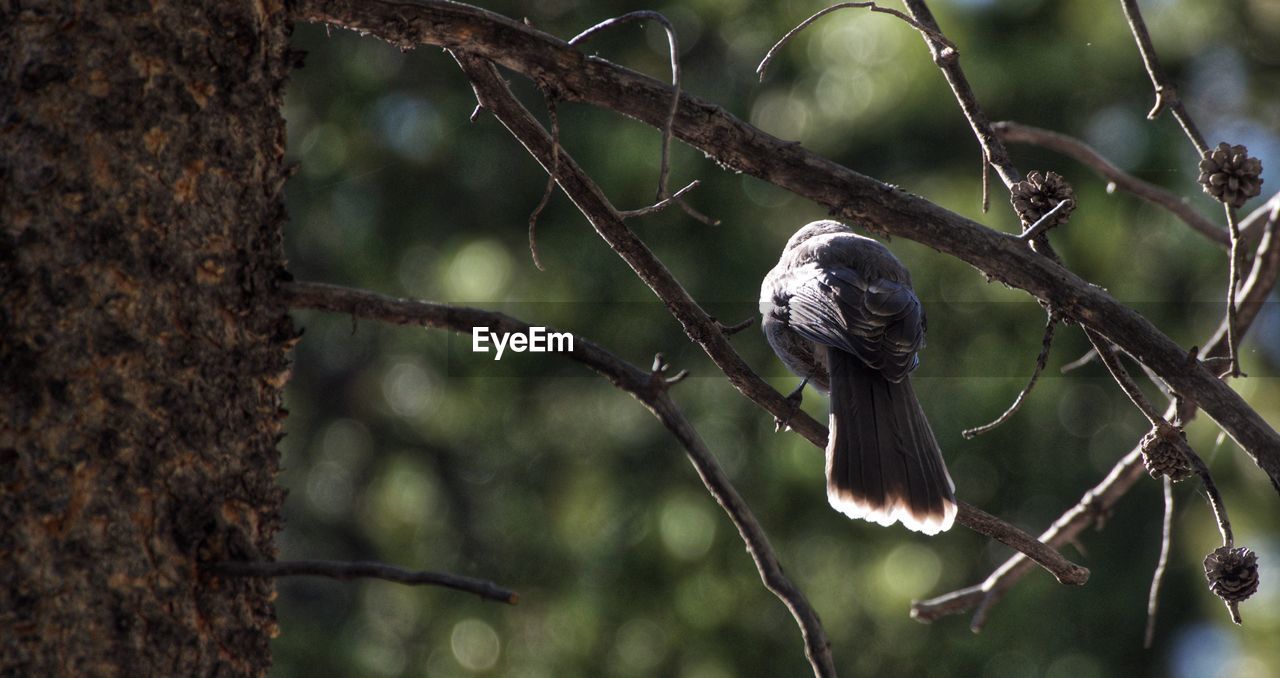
451 49 1088 589
994 121 1230 247
207 559 518 604
913 205 1280 627
292 0 1280 487
284 280 837 676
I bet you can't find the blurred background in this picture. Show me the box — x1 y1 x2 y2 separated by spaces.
276 0 1280 675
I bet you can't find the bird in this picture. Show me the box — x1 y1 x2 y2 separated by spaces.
759 220 956 534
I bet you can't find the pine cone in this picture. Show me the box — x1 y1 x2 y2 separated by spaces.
1010 171 1075 227
1198 142 1263 209
1204 546 1259 604
1139 426 1193 481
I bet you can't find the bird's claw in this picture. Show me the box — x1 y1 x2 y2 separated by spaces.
774 379 807 432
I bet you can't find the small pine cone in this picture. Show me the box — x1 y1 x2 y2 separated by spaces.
1139 426 1193 481
1010 171 1076 227
1198 142 1263 209
1204 546 1259 604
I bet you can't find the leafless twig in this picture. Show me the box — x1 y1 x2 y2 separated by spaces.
619 179 701 219
1144 477 1174 648
994 121 1231 247
756 2 955 81
1085 328 1166 427
1060 348 1098 374
963 311 1058 439
569 11 716 225
526 93 559 270
1225 206 1244 376
899 0 1019 190
1018 200 1074 242
207 559 519 604
1118 0 1209 154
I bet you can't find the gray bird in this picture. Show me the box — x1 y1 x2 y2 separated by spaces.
760 220 956 534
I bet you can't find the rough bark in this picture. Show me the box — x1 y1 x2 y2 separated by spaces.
1 2 294 674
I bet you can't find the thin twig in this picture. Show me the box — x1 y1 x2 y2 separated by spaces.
1060 348 1098 374
994 121 1230 247
1018 200 1074 242
1084 328 1166 427
1118 0 1209 154
1144 476 1173 649
963 311 1058 438
618 180 700 219
756 2 955 81
1225 206 1243 377
569 11 716 225
956 501 1089 586
526 94 559 271
206 559 519 604
899 0 1020 190
1182 447 1234 548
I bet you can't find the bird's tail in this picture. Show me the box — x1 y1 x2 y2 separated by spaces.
826 348 956 535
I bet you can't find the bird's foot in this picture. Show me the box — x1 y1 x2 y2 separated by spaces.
774 379 807 432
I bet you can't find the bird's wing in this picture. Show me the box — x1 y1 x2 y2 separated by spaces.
783 264 925 383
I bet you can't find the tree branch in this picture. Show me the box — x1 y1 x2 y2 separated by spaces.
292 0 1280 486
913 209 1280 626
206 559 519 604
1118 0 1209 154
1144 477 1174 648
897 0 1019 191
993 121 1230 247
962 311 1058 439
283 280 837 676
451 50 1087 588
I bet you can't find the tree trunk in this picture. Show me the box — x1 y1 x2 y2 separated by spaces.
2 2 293 673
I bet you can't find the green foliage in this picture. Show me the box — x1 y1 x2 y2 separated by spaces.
278 1 1280 675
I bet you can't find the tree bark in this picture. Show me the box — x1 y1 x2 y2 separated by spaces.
2 2 293 674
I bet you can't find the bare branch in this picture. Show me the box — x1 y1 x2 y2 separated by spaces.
994 121 1230 247
284 279 836 676
962 311 1058 439
206 559 519 604
899 0 1020 190
955 501 1089 587
756 2 955 81
913 206 1280 627
618 179 700 219
526 93 559 271
1085 328 1167 427
296 0 1280 486
450 51 1088 591
1017 200 1073 242
1118 0 1209 154
1060 348 1098 374
569 11 715 225
1225 205 1244 376
1144 477 1174 649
